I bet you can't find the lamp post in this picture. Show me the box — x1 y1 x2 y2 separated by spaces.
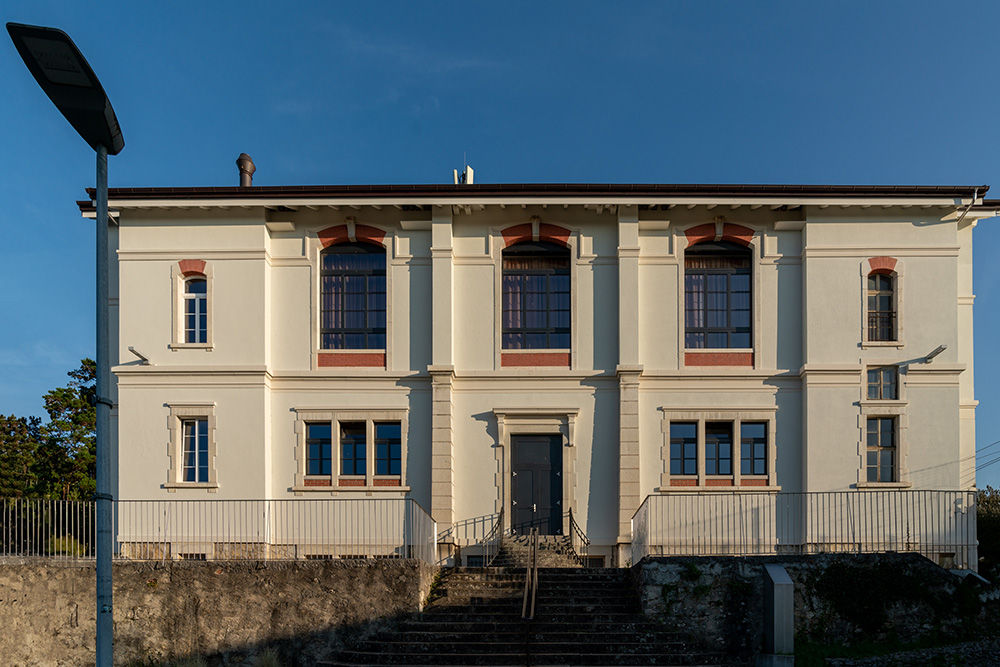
7 23 124 667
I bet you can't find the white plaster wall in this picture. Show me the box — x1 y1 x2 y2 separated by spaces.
117 384 268 501
111 202 978 551
270 265 311 371
802 385 863 492
906 384 961 488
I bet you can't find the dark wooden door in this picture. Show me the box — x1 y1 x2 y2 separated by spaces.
511 434 562 535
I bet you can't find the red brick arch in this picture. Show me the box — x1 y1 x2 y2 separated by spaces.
501 223 571 248
178 259 206 277
868 256 898 275
318 224 387 249
722 224 754 247
684 223 754 248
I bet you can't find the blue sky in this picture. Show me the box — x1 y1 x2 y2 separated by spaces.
2 1 999 487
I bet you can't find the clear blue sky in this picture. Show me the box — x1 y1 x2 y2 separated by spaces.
2 1 999 487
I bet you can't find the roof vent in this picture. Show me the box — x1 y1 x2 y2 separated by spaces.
453 164 474 185
236 153 256 187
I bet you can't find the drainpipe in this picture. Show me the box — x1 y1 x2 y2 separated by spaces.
955 188 978 227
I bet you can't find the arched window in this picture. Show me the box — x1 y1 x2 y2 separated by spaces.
502 241 570 349
867 273 895 341
184 278 208 344
320 242 386 350
684 241 752 349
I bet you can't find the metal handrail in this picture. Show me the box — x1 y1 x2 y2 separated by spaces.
567 508 590 566
628 490 978 570
521 527 539 620
483 508 504 567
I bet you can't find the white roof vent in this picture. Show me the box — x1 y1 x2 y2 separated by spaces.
453 165 474 185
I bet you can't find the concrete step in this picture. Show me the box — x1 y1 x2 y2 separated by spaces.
320 558 733 667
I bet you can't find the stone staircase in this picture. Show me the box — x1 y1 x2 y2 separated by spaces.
490 534 583 569
318 562 734 666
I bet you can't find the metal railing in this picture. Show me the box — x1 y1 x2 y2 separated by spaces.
521 527 539 620
868 312 896 341
567 508 590 565
1 498 96 560
1 498 437 565
482 508 504 566
631 490 978 570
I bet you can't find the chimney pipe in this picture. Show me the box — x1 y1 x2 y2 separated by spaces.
236 153 256 186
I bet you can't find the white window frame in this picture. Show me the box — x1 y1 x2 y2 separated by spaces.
861 259 904 349
858 366 910 488
165 403 218 491
490 222 580 370
170 263 214 350
292 408 409 494
307 222 394 370
658 408 778 490
676 224 761 369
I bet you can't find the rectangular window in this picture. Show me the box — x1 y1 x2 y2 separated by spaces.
704 422 733 475
321 245 387 350
740 422 767 476
306 422 332 476
182 419 209 483
669 422 698 475
867 367 898 400
684 244 752 349
867 274 896 342
340 422 366 476
866 417 896 482
375 422 402 475
184 279 208 343
502 243 571 349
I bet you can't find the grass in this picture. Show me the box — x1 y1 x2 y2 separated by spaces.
795 636 970 667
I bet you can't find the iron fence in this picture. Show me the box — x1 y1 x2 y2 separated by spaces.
1 498 96 560
1 498 436 564
631 490 978 570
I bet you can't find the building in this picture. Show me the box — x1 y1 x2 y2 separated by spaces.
78 167 994 566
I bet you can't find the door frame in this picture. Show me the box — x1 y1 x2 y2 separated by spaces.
493 408 579 536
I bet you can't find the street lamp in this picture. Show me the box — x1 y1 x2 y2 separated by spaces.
7 22 123 667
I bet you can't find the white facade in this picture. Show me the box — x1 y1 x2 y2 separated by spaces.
84 182 992 564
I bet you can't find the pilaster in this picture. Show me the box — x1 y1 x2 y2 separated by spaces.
428 365 455 536
617 364 642 545
431 207 454 367
617 207 640 366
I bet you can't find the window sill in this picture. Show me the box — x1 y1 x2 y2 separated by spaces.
656 483 781 493
169 343 213 351
861 341 904 349
855 481 912 489
859 399 908 408
291 485 411 493
164 482 218 492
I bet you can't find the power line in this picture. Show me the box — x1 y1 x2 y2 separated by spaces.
976 438 1000 453
976 452 1000 472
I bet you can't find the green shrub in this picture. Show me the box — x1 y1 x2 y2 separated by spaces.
46 534 86 556
978 486 1000 579
252 647 284 667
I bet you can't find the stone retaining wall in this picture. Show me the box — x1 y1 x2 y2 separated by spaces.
0 558 436 667
633 553 998 661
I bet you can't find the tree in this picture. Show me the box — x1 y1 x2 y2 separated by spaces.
0 414 41 497
34 359 96 500
978 485 1000 579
